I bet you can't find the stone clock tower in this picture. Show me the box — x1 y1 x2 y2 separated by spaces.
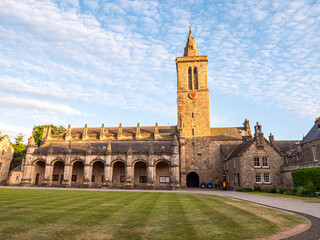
176 28 210 138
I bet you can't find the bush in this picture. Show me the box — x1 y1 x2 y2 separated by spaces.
270 187 277 193
279 187 289 194
283 190 294 195
254 186 261 192
292 168 320 192
238 188 253 192
295 186 313 197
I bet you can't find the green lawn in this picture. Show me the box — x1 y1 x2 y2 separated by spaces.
0 189 305 240
247 192 320 203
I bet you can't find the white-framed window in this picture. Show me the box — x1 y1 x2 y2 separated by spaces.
264 173 270 183
0 162 2 172
311 145 318 161
160 176 170 183
262 157 268 167
254 157 260 167
255 173 261 183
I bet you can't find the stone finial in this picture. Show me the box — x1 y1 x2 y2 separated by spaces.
117 123 122 140
184 27 200 57
269 133 274 144
127 141 132 154
47 125 52 140
154 122 160 140
135 123 141 140
149 143 154 155
65 124 72 141
107 141 112 154
82 124 88 141
99 123 105 140
172 134 178 146
28 136 35 146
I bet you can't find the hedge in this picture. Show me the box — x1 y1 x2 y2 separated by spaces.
291 168 320 191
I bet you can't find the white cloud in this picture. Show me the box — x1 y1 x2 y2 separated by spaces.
0 122 32 141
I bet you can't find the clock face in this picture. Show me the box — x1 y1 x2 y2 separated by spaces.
189 92 197 99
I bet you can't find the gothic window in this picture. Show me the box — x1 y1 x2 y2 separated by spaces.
0 162 2 172
188 67 192 90
194 67 198 90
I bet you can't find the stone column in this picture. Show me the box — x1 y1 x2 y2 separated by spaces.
147 165 156 189
62 164 72 187
83 164 92 187
125 152 133 188
104 151 112 187
43 164 53 186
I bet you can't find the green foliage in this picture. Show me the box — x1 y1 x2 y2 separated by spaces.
291 168 320 192
270 187 277 193
10 133 26 170
295 186 313 197
33 125 66 147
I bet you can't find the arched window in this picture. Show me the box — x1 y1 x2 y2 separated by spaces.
194 67 198 90
188 67 192 90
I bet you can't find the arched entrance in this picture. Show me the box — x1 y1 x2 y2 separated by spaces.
134 161 147 187
113 161 125 186
71 161 84 186
52 161 64 186
92 161 104 187
156 161 170 187
187 172 199 188
33 161 45 186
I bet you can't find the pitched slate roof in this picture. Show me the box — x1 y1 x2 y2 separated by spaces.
34 141 173 154
273 141 300 155
301 118 320 144
211 127 250 141
225 138 255 161
12 164 22 171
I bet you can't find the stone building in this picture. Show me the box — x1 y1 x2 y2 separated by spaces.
5 28 307 190
0 133 14 185
223 123 283 190
280 117 320 188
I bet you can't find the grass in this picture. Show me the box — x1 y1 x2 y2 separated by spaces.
247 192 320 203
0 189 305 240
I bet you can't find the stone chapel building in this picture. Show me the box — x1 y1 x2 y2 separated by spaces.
6 29 289 189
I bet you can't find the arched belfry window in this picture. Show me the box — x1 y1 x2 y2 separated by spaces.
194 67 198 90
188 67 192 90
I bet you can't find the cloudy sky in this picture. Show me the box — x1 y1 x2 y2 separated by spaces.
0 0 319 142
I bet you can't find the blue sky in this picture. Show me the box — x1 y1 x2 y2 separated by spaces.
0 0 319 142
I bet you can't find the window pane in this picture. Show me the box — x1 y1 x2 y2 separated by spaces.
255 173 261 183
254 158 260 167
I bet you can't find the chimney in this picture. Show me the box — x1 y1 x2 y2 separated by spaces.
269 133 274 144
254 122 264 149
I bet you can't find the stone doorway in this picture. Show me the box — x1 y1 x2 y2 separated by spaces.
134 161 147 187
71 161 84 186
34 161 45 186
156 161 170 187
92 161 104 187
113 161 125 186
187 172 199 188
52 161 64 186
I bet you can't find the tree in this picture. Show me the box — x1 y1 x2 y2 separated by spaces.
10 133 26 170
33 125 66 147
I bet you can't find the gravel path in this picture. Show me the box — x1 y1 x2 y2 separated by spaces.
1 187 320 239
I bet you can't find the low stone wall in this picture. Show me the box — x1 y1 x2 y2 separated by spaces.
281 162 320 189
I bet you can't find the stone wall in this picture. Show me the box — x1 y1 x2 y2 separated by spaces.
0 136 13 185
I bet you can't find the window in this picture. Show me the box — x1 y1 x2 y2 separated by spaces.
234 174 237 184
296 155 299 161
188 67 192 90
311 145 318 161
254 157 260 167
160 176 170 183
71 175 77 181
16 175 19 181
192 112 194 118
193 67 198 90
237 173 240 186
1 150 4 157
91 175 95 182
264 173 270 183
120 176 125 182
102 175 104 182
255 173 261 183
52 175 59 181
192 128 194 136
0 162 2 172
140 176 147 183
262 157 268 167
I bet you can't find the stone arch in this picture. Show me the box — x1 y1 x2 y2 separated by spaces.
33 160 46 186
71 161 84 186
70 158 85 165
132 158 148 167
155 161 170 187
91 160 104 187
154 158 170 167
51 157 65 165
133 161 147 187
32 158 46 165
112 161 126 186
52 161 64 186
187 171 199 188
91 158 105 166
111 157 126 166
